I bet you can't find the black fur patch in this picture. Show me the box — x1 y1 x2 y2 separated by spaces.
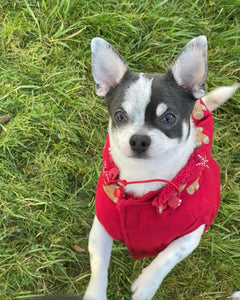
105 71 140 128
144 71 196 139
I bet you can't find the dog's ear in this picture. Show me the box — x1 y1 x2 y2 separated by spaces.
91 37 129 97
170 35 207 99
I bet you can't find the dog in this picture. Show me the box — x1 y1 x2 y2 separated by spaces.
83 36 239 300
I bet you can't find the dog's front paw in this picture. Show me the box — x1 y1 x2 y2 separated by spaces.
83 289 107 300
131 267 161 300
83 293 107 300
228 291 240 299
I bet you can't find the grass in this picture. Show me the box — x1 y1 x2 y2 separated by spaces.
0 0 239 299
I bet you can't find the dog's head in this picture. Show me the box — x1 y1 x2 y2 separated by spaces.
91 36 207 165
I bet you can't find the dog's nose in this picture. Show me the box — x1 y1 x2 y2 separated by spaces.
129 134 151 155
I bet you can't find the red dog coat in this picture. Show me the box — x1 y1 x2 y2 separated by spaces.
95 99 221 259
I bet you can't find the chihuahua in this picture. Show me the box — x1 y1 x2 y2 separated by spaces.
83 36 239 300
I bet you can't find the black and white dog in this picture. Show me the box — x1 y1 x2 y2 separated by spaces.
83 36 238 300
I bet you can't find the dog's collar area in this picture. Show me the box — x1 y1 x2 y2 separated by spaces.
104 167 182 214
108 167 180 192
103 151 209 215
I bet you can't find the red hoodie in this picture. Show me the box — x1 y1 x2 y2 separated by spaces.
95 99 221 260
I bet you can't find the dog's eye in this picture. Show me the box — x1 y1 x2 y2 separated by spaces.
114 111 127 123
161 113 176 126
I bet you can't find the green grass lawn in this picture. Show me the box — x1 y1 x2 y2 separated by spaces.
0 1 239 299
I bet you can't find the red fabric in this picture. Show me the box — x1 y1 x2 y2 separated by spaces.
95 99 221 260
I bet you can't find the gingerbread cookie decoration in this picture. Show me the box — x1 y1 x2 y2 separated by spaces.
195 127 210 148
103 184 120 203
180 183 187 192
186 177 200 195
193 99 207 120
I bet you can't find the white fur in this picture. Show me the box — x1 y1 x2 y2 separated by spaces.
84 216 113 300
228 292 240 299
202 83 239 111
91 37 128 97
171 35 207 99
156 103 167 117
122 73 152 123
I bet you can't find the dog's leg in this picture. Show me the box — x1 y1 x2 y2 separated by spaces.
131 224 205 300
83 215 113 300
